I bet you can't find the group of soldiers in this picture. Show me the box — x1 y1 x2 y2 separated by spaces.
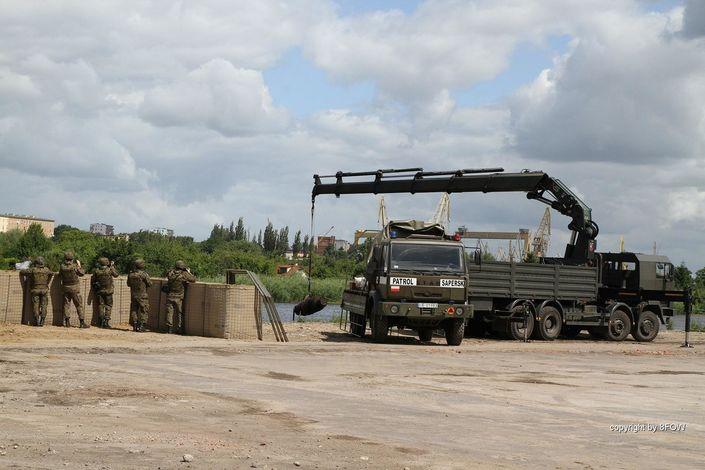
19 253 197 334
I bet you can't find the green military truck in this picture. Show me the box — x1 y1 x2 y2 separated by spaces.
340 220 471 345
466 252 681 342
311 167 690 344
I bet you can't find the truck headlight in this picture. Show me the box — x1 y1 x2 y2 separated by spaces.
390 304 399 314
456 307 464 316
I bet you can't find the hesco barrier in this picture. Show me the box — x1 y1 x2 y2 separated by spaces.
0 271 260 339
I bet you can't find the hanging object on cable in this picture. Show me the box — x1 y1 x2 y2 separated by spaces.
293 197 328 317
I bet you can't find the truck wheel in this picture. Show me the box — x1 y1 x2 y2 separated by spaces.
444 319 465 346
418 328 433 342
508 307 534 341
534 306 562 341
607 310 631 341
371 314 389 342
561 326 582 339
632 311 659 342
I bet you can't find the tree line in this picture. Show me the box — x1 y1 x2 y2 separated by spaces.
0 220 366 281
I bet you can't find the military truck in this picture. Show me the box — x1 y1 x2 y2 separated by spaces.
311 167 690 343
340 220 471 345
466 252 680 342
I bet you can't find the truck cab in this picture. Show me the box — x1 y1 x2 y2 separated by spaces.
342 220 472 345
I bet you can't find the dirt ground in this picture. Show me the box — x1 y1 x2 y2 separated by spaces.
0 323 703 470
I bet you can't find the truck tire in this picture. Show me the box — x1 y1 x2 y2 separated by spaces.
632 311 659 342
371 314 389 342
418 328 433 342
561 326 582 339
508 306 534 341
606 310 631 341
444 319 465 346
534 306 562 341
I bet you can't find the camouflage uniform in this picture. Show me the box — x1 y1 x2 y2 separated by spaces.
127 259 152 332
20 257 53 326
91 257 119 328
59 251 88 328
165 260 196 334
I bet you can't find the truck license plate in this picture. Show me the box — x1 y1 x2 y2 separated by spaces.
417 303 438 309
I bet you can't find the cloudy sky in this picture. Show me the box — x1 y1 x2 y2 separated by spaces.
1 0 704 267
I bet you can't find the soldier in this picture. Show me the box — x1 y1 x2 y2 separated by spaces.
19 257 54 326
91 257 119 328
127 258 152 332
59 251 88 328
165 260 196 334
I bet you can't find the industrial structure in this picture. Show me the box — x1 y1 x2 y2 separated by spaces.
0 213 54 237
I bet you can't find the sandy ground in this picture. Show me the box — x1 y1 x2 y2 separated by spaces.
0 323 703 470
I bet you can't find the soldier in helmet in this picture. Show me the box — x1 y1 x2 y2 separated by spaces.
19 256 54 326
59 251 88 328
127 258 152 332
165 260 196 334
91 257 119 328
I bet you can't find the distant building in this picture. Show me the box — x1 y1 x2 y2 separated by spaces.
316 236 335 255
150 227 174 237
89 223 114 236
334 239 351 252
0 213 54 237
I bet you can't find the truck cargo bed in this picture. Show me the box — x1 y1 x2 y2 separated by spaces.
468 262 598 301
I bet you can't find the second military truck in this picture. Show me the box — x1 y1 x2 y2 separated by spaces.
341 220 471 345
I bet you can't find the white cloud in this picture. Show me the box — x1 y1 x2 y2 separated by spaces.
140 59 290 136
510 7 705 163
0 0 703 270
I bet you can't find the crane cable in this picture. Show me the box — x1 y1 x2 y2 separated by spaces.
307 197 315 295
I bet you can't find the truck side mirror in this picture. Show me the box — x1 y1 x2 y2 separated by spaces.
473 250 482 265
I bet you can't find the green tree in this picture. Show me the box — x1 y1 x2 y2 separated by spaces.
276 226 289 254
234 217 246 241
292 230 302 257
673 262 693 290
263 222 277 253
52 224 78 242
16 223 51 259
0 229 24 259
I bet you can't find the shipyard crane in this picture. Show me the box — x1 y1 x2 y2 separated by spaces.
428 193 451 226
530 207 551 257
312 168 599 264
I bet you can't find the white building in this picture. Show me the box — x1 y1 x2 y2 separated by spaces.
89 223 114 236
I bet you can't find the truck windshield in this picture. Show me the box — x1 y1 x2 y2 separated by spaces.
390 243 464 273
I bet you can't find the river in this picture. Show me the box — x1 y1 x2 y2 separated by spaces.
275 303 705 331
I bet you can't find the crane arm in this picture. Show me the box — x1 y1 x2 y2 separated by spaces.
312 168 598 263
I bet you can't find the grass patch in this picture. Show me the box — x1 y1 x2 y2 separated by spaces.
226 274 347 303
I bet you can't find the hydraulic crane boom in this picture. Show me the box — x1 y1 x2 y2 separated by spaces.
312 168 599 263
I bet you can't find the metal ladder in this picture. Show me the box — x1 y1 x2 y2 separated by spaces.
225 269 289 342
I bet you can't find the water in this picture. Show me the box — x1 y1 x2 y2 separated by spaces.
275 303 341 323
275 303 705 331
667 314 705 331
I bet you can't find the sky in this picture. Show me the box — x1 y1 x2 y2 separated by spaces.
0 0 704 268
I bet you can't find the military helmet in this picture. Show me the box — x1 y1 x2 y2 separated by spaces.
134 258 145 269
34 256 46 267
98 257 109 266
175 260 187 270
64 251 75 261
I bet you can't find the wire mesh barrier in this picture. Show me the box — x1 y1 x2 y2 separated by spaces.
0 271 264 340
225 269 288 342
